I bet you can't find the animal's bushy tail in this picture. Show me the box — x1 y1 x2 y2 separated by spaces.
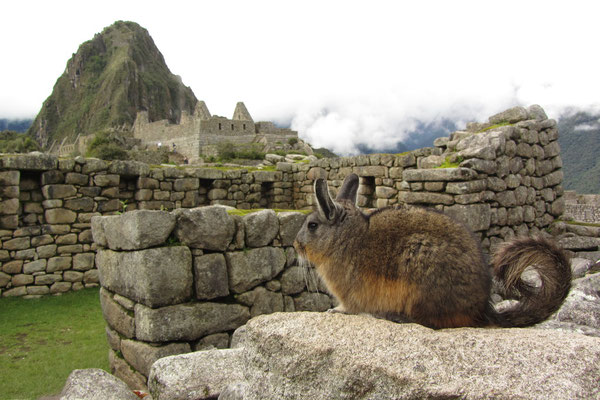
486 236 571 327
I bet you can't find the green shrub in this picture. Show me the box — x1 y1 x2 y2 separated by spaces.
86 131 128 160
288 137 298 146
0 131 40 153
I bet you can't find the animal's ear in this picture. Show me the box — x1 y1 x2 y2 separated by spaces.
336 174 359 204
314 178 337 221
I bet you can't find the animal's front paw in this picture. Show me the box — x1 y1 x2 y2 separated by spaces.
327 306 348 314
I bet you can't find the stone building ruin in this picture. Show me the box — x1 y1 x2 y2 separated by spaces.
132 101 300 162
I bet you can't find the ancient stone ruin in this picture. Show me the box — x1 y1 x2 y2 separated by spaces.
2 105 600 299
92 207 327 388
132 101 302 162
4 104 600 399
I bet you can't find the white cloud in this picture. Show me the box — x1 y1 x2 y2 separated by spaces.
2 0 600 154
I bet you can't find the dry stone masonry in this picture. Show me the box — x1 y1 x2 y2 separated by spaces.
1 104 599 299
92 207 331 389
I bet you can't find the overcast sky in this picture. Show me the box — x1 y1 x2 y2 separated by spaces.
2 0 599 154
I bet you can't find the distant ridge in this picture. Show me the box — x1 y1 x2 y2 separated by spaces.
557 110 600 194
28 21 197 148
0 118 33 133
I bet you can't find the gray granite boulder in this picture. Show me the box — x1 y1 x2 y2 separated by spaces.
59 368 137 400
149 312 600 400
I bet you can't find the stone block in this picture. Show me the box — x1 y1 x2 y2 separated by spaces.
0 170 19 186
36 244 57 258
64 197 94 212
495 191 517 207
12 274 34 286
194 253 230 300
398 191 454 205
83 269 99 284
489 106 529 124
64 271 84 282
108 160 150 177
293 292 332 311
173 206 235 251
60 368 138 400
73 253 95 271
352 166 386 177
226 247 286 293
559 236 600 251
57 244 83 254
243 209 279 247
46 257 72 273
193 168 225 180
0 185 19 198
41 170 64 185
45 209 77 224
460 158 497 174
208 188 227 200
277 212 307 247
403 168 477 182
93 174 120 187
375 186 397 199
42 184 77 199
50 281 72 293
445 180 487 194
544 170 563 187
1 153 57 170
174 178 199 192
14 248 35 260
97 246 192 308
65 172 89 185
0 198 19 215
444 203 491 232
100 288 135 339
0 215 18 229
23 259 47 274
98 210 176 250
194 333 231 351
235 286 284 317
2 286 27 297
121 339 191 378
135 302 250 342
253 170 282 182
281 266 309 295
27 285 50 296
35 274 62 285
3 237 30 250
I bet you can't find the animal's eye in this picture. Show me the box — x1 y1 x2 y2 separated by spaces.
307 222 318 231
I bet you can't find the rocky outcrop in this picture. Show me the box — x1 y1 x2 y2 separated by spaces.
59 369 138 400
148 312 600 400
28 20 197 148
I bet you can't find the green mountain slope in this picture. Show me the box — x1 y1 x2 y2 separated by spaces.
28 21 197 148
557 111 600 194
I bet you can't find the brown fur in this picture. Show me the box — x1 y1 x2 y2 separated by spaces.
294 174 572 329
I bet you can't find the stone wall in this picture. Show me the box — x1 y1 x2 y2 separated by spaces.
3 104 599 298
563 191 600 224
92 207 329 389
0 155 299 298
288 105 566 253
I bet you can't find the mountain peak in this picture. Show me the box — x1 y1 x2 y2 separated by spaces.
28 20 197 148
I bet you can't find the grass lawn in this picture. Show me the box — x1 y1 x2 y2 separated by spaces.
0 287 109 400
